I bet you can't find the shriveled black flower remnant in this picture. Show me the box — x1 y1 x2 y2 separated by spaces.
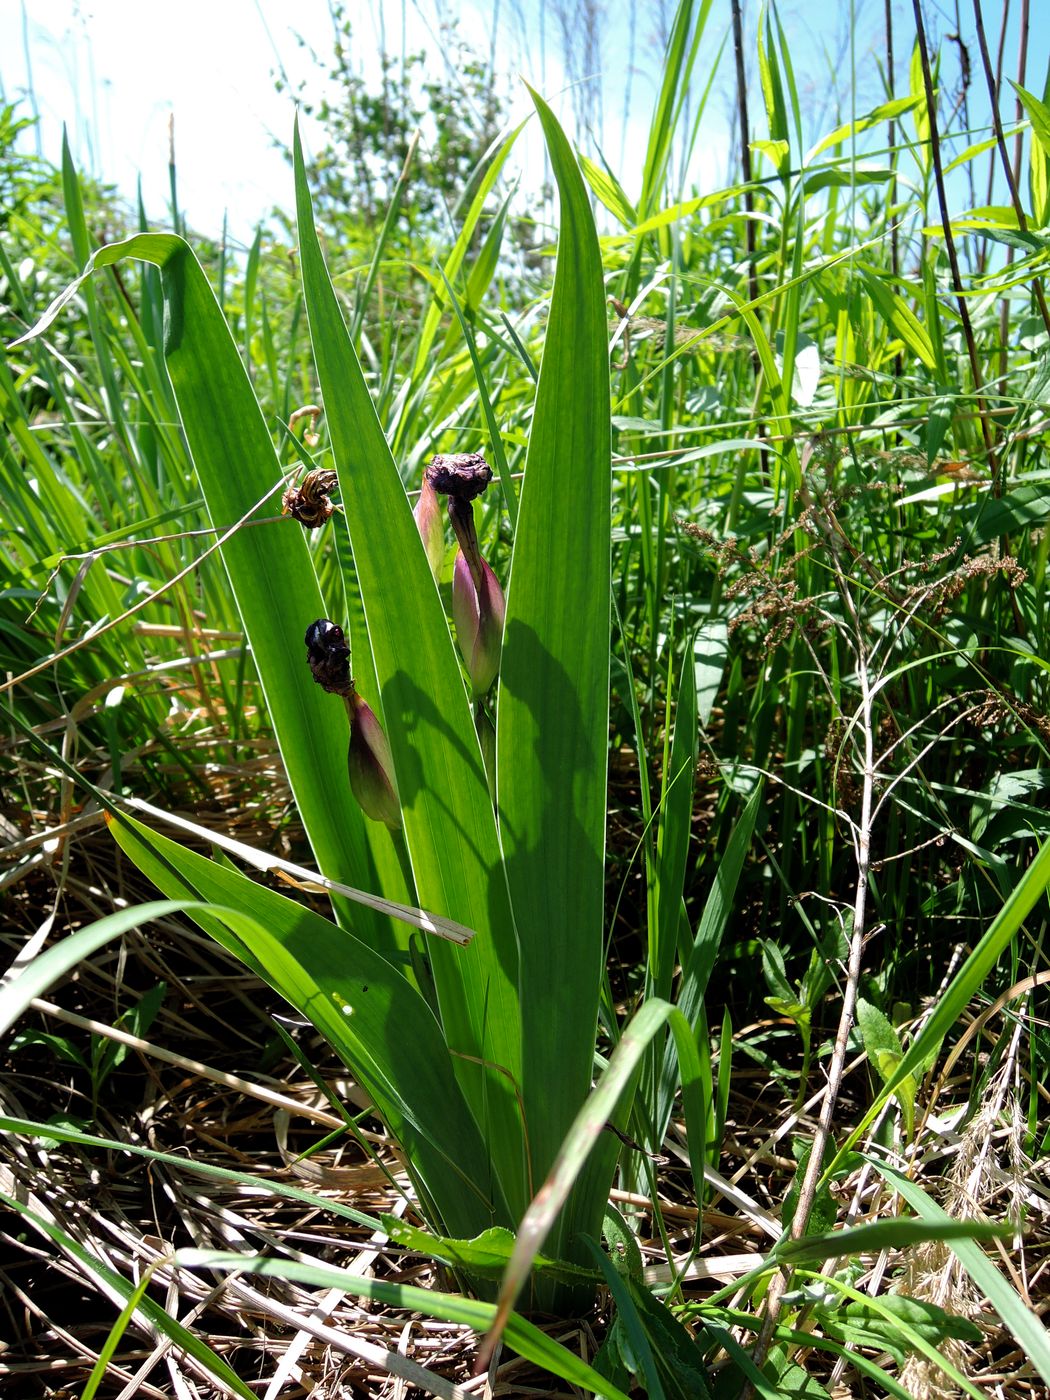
422 453 506 698
282 469 339 529
425 452 492 527
304 619 401 830
304 617 352 695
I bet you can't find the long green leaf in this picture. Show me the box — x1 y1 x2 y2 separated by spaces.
874 1163 1050 1391
108 812 495 1238
292 122 526 1221
480 998 708 1365
12 233 385 944
640 640 699 1154
0 1189 255 1399
655 784 762 1139
0 899 187 1036
859 265 937 370
174 1249 633 1400
0 1115 383 1231
81 1261 162 1400
774 1216 1010 1264
836 831 1050 1164
807 96 919 161
408 121 525 386
1010 80 1050 160
495 87 612 1268
580 151 638 228
638 0 714 218
652 638 699 999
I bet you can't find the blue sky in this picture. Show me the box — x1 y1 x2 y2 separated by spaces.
2 1 1048 246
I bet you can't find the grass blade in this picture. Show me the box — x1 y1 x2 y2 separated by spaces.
292 122 526 1219
0 900 187 1037
837 831 1050 1161
108 811 497 1238
12 233 386 942
495 87 612 1267
175 1249 633 1400
874 1162 1050 1390
0 1189 256 1399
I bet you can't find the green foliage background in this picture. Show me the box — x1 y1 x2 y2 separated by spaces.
2 0 1049 1392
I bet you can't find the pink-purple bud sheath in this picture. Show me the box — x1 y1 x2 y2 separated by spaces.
413 476 445 579
452 551 506 697
346 691 402 829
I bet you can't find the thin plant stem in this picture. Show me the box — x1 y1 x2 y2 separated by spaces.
884 0 903 389
998 0 1034 384
1011 0 1030 184
912 0 998 476
746 529 876 1388
971 0 1050 350
985 0 1011 210
731 0 758 310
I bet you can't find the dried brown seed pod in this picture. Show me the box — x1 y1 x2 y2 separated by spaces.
282 469 338 529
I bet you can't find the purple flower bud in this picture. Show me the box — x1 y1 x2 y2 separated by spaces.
413 475 445 579
424 453 493 582
346 689 402 830
424 452 505 693
305 618 400 829
453 551 506 697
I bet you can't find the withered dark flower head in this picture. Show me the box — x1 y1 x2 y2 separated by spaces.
423 453 492 584
304 618 401 828
304 618 352 695
421 451 504 695
424 453 492 502
282 468 338 529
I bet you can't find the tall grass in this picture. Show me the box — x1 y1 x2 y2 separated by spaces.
2 0 1049 1393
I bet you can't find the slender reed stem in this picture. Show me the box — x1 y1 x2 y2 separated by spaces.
1011 0 1030 185
730 0 764 496
730 0 758 310
884 0 902 389
746 516 876 1390
971 0 1050 345
950 0 977 234
997 0 1034 386
911 0 998 476
884 0 898 284
985 0 1010 210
